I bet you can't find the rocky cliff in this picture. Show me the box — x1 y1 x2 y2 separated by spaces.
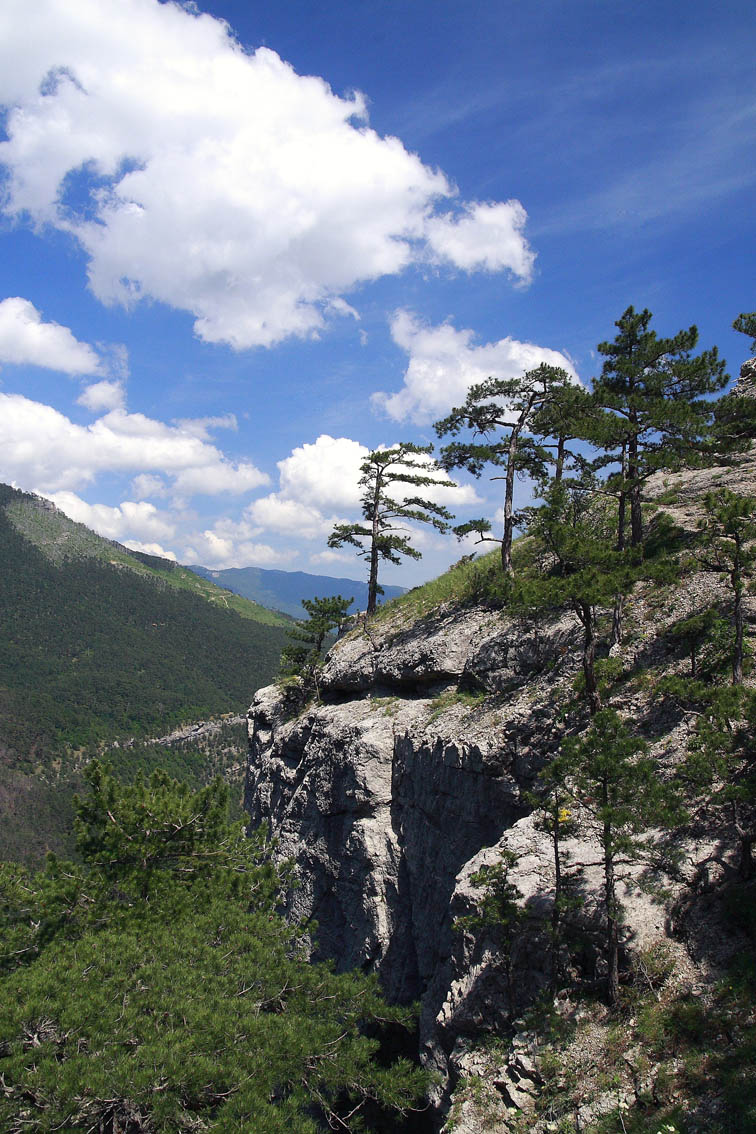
245 376 756 1131
246 600 576 1076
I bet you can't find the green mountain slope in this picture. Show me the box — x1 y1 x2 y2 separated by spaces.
0 484 289 861
5 491 289 627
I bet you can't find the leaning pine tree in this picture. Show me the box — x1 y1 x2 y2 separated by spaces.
328 443 455 615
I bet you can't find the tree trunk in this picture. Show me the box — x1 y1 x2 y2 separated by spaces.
732 555 744 685
555 434 566 483
502 438 518 577
602 787 619 1007
605 844 620 1007
609 592 624 648
734 804 754 880
367 478 382 615
578 601 601 716
550 815 562 993
501 401 533 576
628 433 643 547
616 442 627 553
367 543 379 616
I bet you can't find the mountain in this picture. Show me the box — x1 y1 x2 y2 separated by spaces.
0 484 289 862
188 563 405 618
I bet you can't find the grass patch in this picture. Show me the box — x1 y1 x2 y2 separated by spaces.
425 687 488 723
371 538 538 631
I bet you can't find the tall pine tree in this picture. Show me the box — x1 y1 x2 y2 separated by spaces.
328 443 455 615
592 306 727 548
434 364 572 576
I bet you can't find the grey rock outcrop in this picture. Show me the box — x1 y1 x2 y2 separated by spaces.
246 603 589 1107
245 432 756 1125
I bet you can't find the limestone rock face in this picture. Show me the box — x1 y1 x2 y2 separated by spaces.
246 603 583 1106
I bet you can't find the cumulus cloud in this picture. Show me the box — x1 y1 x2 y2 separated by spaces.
121 540 177 561
276 435 368 511
77 379 126 411
0 0 534 349
247 432 479 548
184 529 296 570
0 392 269 495
46 491 177 543
0 296 103 375
246 495 334 540
130 474 168 500
372 310 578 425
425 201 536 279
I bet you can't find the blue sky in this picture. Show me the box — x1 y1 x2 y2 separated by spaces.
0 0 754 586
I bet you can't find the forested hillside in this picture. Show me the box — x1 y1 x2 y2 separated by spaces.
0 485 289 861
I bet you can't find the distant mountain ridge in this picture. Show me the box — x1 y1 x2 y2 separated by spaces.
188 564 405 619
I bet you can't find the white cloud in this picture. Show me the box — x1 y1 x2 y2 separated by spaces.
248 432 479 549
0 0 534 349
277 435 368 511
0 296 102 375
0 392 269 495
425 201 535 280
172 413 237 440
77 379 125 411
372 310 578 425
309 548 354 567
46 490 177 543
185 529 296 570
245 495 334 540
242 435 365 545
130 473 168 499
122 540 177 561
172 462 268 497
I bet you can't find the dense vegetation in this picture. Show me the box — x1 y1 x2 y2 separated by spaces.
0 767 427 1132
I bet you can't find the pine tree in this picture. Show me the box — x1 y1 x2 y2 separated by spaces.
279 594 353 681
529 373 596 485
682 684 756 881
733 310 756 354
434 364 572 575
454 849 525 1021
697 489 756 685
554 711 679 1006
593 306 728 548
525 762 580 993
522 479 640 715
0 765 428 1131
328 443 455 615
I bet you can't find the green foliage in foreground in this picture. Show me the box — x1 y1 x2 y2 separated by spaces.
0 766 427 1132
